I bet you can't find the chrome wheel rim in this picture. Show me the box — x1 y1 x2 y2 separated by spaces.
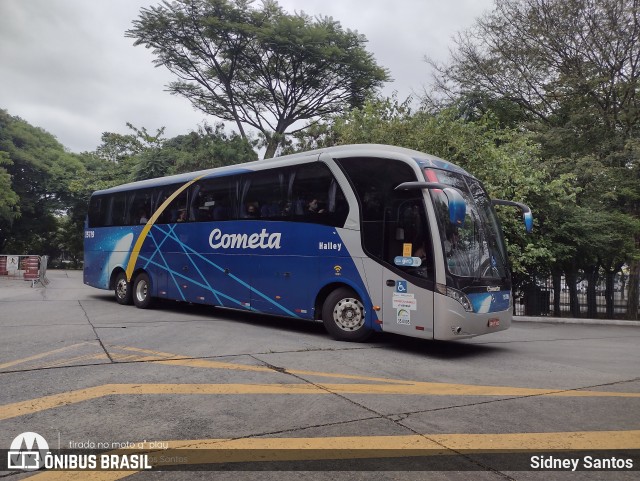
116 278 128 300
135 279 148 303
333 297 364 332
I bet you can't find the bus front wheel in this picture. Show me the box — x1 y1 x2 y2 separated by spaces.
322 288 371 342
114 271 133 305
132 272 153 309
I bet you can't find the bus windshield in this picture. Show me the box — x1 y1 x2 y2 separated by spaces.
425 168 509 282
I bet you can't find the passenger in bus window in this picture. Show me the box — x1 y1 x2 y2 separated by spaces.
413 244 427 262
281 201 292 217
307 199 325 214
246 203 258 219
138 210 149 224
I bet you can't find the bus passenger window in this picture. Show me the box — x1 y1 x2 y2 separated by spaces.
156 187 187 224
109 194 127 226
242 169 287 221
127 189 153 225
191 177 237 222
291 163 348 227
88 195 107 228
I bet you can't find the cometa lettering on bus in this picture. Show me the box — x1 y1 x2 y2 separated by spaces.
208 228 281 250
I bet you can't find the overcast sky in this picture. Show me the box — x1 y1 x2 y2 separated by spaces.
0 0 493 154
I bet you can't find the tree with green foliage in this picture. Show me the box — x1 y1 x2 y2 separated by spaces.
0 109 85 256
163 122 257 174
97 121 256 182
426 0 640 318
0 109 257 262
126 0 389 158
0 151 19 225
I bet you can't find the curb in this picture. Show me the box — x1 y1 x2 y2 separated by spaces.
514 316 640 327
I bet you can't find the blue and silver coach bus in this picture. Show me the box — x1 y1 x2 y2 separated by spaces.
84 144 532 342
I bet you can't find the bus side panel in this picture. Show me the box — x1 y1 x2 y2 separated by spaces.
123 221 374 324
84 227 137 290
134 225 252 310
249 225 371 320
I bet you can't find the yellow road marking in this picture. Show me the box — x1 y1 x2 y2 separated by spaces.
0 342 91 370
110 345 189 359
147 429 640 453
1 382 638 421
156 357 290 373
39 353 109 369
24 430 640 481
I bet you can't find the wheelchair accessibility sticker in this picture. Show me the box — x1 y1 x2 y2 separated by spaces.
396 281 408 293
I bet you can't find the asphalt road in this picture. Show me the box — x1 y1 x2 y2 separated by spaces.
1 270 639 480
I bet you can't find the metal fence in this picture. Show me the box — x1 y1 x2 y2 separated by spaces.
514 274 637 319
0 255 49 287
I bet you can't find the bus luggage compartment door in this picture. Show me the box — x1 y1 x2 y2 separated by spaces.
250 256 312 318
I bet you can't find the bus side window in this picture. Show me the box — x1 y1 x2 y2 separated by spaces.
190 177 237 222
292 163 348 227
88 195 106 228
127 189 153 225
153 185 187 224
241 170 288 221
109 193 127 226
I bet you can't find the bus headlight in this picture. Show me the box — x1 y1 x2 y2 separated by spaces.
436 283 474 312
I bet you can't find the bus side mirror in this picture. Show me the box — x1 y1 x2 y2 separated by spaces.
394 182 466 227
491 199 533 233
441 187 466 227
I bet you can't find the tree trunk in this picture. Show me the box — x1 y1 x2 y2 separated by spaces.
264 140 278 159
565 269 580 318
603 262 623 319
627 259 639 320
263 130 286 159
605 270 615 318
552 271 562 317
584 265 598 319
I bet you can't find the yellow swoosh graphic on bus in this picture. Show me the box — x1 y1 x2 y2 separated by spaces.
125 175 206 281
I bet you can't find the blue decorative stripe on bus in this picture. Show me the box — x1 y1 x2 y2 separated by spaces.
84 221 373 323
141 223 298 316
467 291 511 313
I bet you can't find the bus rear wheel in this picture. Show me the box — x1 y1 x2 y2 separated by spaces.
322 288 371 342
132 272 153 309
114 271 133 305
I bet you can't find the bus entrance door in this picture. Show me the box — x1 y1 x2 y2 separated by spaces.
379 198 435 338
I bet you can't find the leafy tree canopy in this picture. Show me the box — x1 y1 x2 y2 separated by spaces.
0 109 85 255
126 0 390 158
425 0 640 317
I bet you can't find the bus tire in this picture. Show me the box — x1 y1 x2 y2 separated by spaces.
132 272 153 309
322 288 371 342
114 271 133 305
